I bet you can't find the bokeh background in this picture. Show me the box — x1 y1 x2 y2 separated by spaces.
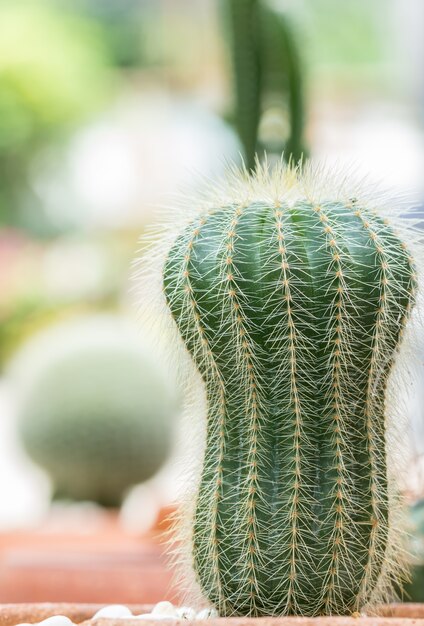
0 0 424 605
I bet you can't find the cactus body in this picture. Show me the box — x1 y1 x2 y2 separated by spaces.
12 316 177 507
160 164 418 616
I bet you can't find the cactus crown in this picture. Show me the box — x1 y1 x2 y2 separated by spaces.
139 161 421 617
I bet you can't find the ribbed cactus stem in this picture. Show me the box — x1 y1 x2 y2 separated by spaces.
159 163 419 617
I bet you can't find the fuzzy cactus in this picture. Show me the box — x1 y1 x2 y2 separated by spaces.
145 162 421 616
11 315 178 507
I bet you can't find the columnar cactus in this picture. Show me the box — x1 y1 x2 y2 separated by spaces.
150 162 420 616
224 0 306 169
225 0 261 170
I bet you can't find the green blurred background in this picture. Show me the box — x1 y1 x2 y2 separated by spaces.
0 0 424 598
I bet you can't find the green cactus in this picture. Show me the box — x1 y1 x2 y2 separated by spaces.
257 4 305 164
224 0 306 170
157 162 419 616
12 315 177 507
225 0 262 171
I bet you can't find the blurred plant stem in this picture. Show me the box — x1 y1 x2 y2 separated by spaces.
223 0 307 171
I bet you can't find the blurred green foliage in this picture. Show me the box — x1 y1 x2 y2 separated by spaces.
0 0 113 235
62 0 146 68
302 0 385 68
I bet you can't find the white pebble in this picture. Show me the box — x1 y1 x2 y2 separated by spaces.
151 602 177 617
39 618 75 626
196 608 218 619
92 605 133 619
176 607 196 620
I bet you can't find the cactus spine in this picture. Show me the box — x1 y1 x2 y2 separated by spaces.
157 162 420 616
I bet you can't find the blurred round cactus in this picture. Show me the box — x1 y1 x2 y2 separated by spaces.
10 315 177 507
404 499 424 602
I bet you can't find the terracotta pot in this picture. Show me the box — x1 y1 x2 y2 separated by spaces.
0 603 423 626
0 510 178 605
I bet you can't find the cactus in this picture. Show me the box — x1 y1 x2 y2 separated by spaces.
257 4 305 164
12 315 177 507
224 0 306 170
225 0 262 171
145 161 421 616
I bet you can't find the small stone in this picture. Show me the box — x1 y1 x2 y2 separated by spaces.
38 618 75 626
176 607 196 620
196 608 218 619
92 605 133 619
151 602 177 617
